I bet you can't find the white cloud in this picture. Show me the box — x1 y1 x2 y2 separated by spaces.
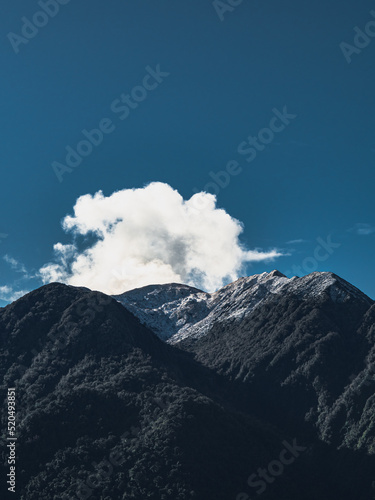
39 182 283 294
350 223 375 236
0 285 28 302
4 255 28 274
286 239 308 245
0 285 12 295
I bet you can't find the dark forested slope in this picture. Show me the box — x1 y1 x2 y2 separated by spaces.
0 279 374 499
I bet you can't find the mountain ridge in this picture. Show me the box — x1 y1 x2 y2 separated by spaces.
113 270 373 343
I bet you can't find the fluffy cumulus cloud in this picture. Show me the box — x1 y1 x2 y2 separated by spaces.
39 183 282 294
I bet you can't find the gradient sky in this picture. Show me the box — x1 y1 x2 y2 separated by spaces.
1 0 375 305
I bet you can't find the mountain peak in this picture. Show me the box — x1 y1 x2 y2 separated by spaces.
287 271 372 305
268 269 287 278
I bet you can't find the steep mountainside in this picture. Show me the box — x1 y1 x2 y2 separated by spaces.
176 273 375 455
116 271 375 467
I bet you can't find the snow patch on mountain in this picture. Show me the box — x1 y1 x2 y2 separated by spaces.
113 271 372 343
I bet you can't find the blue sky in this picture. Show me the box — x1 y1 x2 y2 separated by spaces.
1 0 375 305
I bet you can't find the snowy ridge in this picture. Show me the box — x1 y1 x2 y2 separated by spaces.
113 283 210 341
113 271 373 343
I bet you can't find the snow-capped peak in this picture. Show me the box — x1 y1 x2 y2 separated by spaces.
113 271 372 343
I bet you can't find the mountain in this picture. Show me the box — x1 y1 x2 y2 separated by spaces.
1 274 375 499
113 270 372 343
0 283 322 500
113 283 210 342
177 272 375 451
116 271 375 453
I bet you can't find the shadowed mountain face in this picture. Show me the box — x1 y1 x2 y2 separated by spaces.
180 285 375 450
1 275 375 499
